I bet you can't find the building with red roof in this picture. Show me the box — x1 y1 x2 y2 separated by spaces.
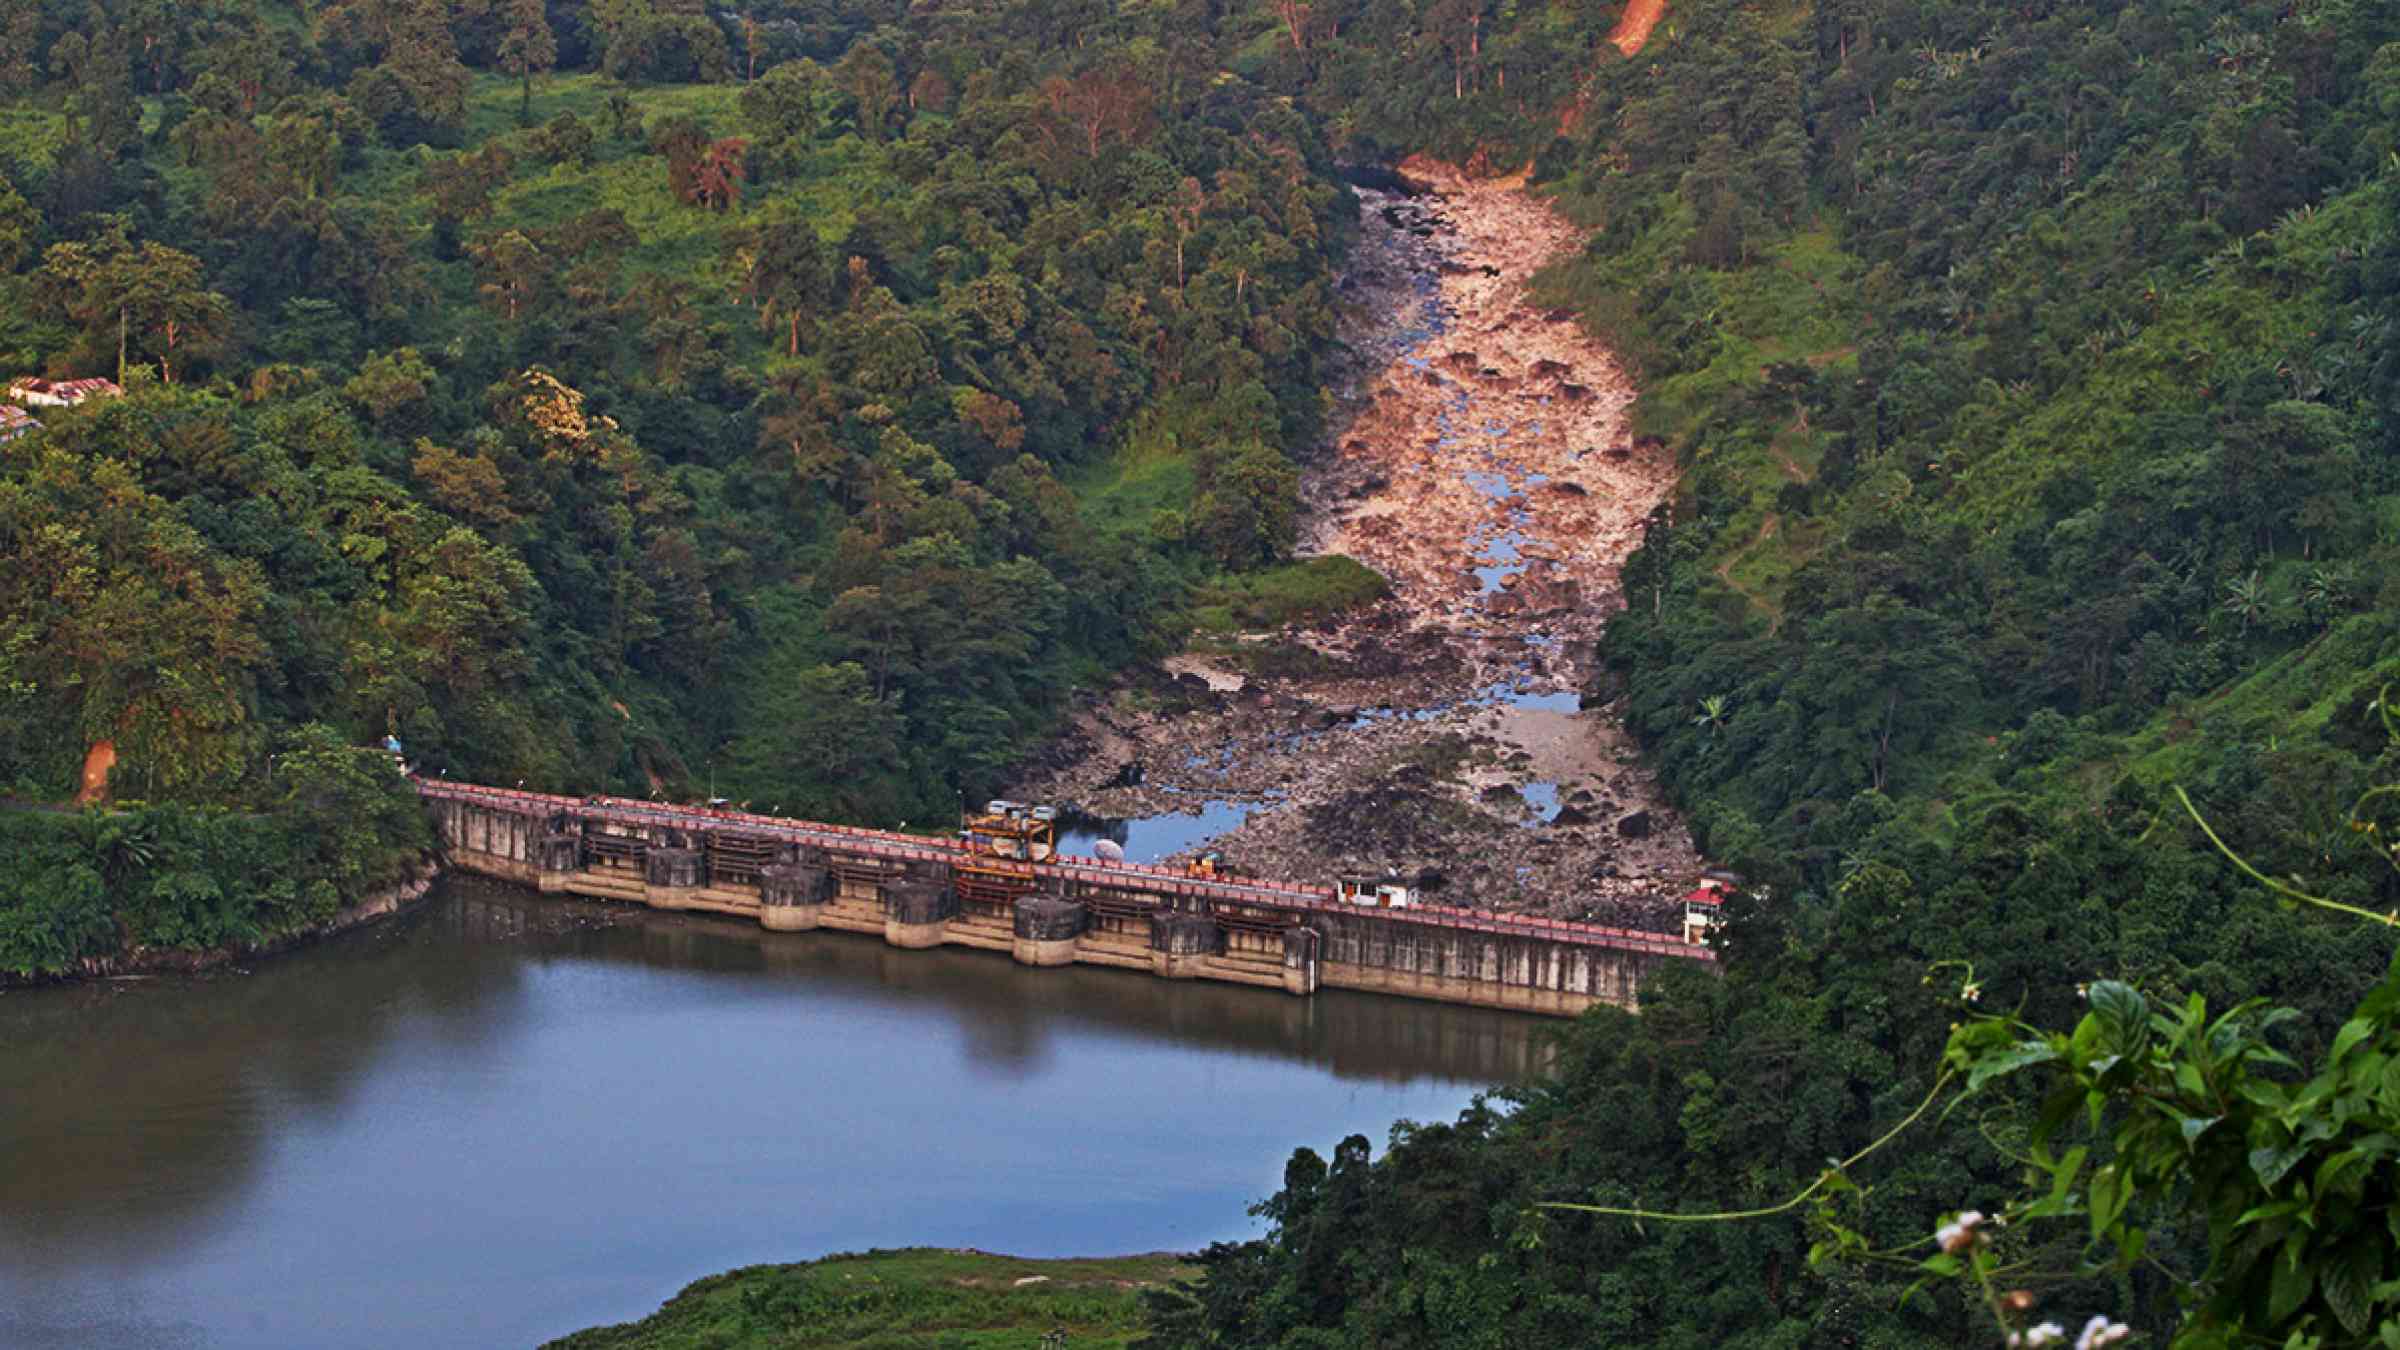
9 376 123 408
0 405 41 443
1682 877 1730 946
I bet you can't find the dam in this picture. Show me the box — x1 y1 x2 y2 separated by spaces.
421 778 1713 1016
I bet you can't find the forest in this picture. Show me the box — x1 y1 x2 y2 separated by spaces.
5 0 2400 1344
1130 0 2400 1346
0 0 1355 970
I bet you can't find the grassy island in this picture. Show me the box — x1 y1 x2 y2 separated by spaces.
545 1249 1192 1350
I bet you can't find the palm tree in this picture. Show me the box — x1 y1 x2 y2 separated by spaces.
2302 566 2353 626
2222 569 2271 633
1692 694 1731 735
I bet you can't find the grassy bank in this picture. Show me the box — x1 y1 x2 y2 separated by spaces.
544 1249 1193 1350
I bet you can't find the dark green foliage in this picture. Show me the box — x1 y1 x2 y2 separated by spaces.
0 732 427 978
1933 964 2400 1348
1188 555 1391 633
1144 1 2400 1346
1911 727 2400 1345
0 0 1355 833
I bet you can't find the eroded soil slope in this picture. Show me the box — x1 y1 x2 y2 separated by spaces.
1013 162 1698 928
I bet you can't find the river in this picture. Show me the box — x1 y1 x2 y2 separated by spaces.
1012 164 1699 928
0 879 1548 1349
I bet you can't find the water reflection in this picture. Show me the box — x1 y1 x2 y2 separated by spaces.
0 879 1547 1350
1054 801 1264 863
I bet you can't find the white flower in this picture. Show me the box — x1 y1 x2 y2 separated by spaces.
1935 1210 1986 1254
2008 1324 2066 1348
1962 982 1983 1004
2074 1314 2132 1349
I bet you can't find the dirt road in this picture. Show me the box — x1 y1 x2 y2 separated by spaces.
1010 162 1698 928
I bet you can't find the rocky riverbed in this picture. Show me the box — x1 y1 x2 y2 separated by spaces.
1011 160 1699 930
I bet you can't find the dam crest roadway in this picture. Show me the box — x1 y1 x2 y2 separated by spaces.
421 777 1714 1017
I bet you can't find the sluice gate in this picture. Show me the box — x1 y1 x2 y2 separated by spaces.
421 780 1712 1016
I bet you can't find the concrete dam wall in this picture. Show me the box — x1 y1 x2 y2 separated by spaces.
424 782 1710 1017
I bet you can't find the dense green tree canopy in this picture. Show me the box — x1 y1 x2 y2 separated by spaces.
1132 1 2400 1346
0 0 1345 828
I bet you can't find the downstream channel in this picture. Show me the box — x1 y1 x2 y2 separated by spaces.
1017 162 1698 928
0 878 1546 1350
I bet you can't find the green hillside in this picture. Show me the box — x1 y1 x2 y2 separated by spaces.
1132 1 2400 1347
545 1249 1190 1350
0 0 1356 970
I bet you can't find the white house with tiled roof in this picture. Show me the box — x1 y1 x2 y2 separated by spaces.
9 376 123 408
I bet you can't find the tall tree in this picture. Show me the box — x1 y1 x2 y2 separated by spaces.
49 21 139 157
469 229 549 321
1272 0 1312 51
190 15 293 117
688 137 747 211
736 213 834 355
494 0 556 121
0 172 35 272
0 0 37 95
833 43 897 143
742 59 821 144
36 231 232 384
0 446 269 790
319 0 480 138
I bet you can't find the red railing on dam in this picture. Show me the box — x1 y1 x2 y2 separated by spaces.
415 778 1714 964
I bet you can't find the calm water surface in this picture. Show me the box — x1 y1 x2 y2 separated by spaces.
0 879 1547 1349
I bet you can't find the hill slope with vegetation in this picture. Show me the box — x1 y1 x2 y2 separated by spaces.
0 0 1349 817
1127 0 2400 1346
0 0 1363 971
9 0 2400 1342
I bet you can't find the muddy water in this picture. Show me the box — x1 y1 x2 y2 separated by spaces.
1016 164 1698 927
0 879 1539 1350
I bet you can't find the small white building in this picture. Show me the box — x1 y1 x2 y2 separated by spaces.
1682 878 1730 946
1337 876 1416 909
9 377 123 409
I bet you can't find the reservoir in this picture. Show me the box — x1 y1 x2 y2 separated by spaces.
0 878 1548 1349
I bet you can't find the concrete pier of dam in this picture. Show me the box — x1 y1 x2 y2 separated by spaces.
422 780 1712 1017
